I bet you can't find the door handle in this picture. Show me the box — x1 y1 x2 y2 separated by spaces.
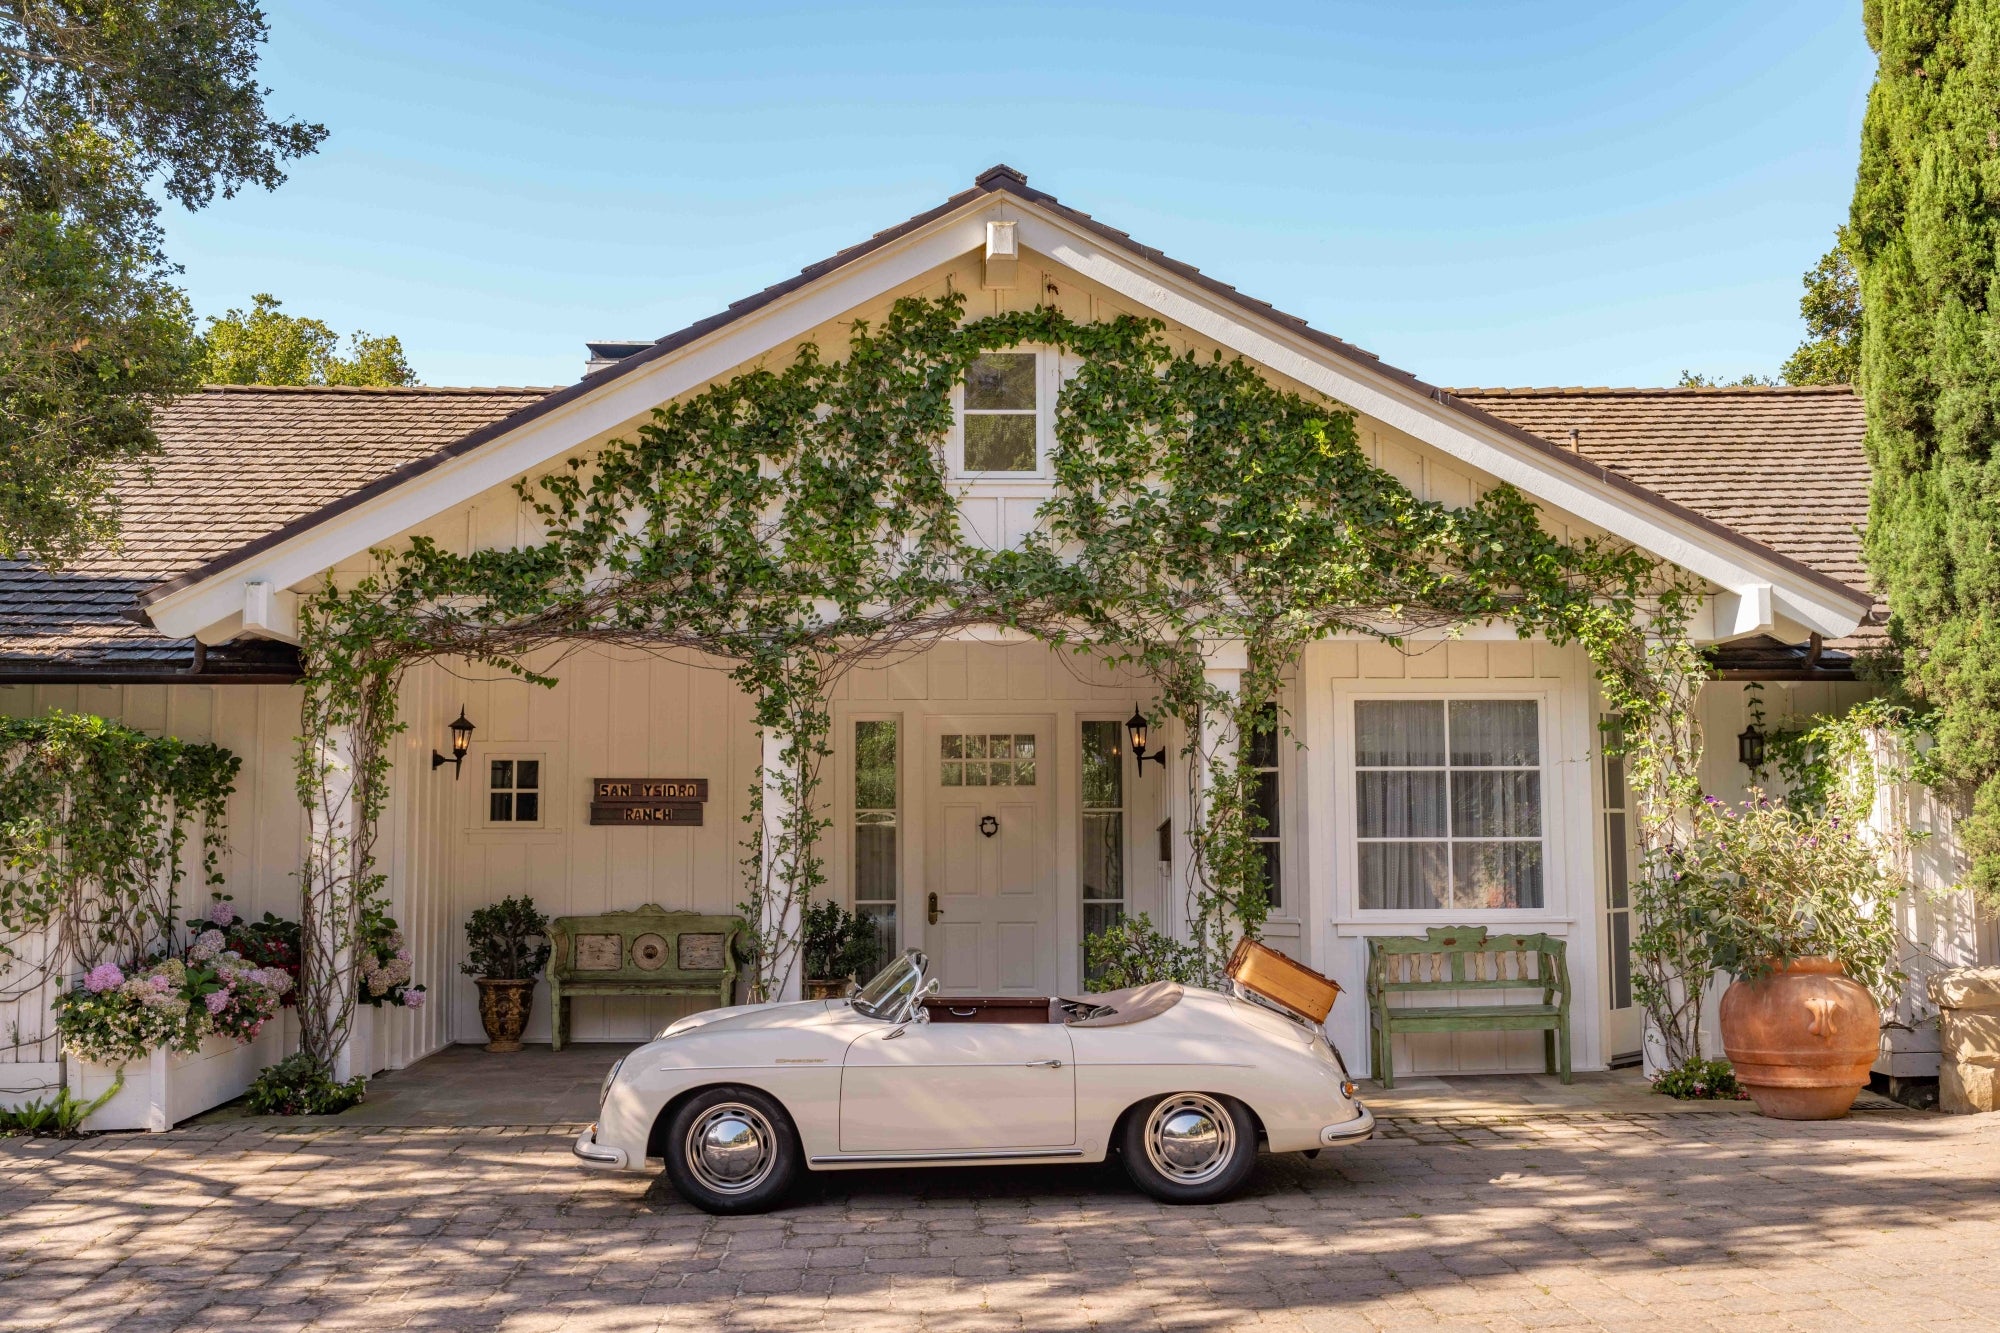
927 892 942 925
1025 1058 1064 1069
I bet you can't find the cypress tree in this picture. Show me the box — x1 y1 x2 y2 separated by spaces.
1851 0 2000 905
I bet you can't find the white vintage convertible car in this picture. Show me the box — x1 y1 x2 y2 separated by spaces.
575 948 1374 1213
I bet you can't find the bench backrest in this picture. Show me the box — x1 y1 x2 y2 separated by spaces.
549 904 742 987
1366 926 1569 1003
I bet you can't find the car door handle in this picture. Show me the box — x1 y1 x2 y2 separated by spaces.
1025 1059 1064 1069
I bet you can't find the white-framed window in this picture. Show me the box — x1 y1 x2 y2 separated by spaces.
852 719 899 976
485 755 544 827
954 349 1049 477
1352 697 1545 910
1246 702 1282 912
1079 719 1127 981
1600 713 1635 1013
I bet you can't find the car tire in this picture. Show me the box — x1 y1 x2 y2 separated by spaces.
1118 1091 1259 1204
660 1086 801 1215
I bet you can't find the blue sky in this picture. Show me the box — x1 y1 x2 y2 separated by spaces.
162 1 1874 389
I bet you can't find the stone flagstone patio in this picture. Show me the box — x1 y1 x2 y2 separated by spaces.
4 1042 1989 1331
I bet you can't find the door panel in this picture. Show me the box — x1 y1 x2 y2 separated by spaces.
839 1023 1076 1152
926 720 1057 996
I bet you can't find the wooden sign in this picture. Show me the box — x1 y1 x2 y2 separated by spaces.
590 801 703 827
594 778 708 802
590 777 709 828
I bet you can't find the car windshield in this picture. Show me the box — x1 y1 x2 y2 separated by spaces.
851 949 927 1020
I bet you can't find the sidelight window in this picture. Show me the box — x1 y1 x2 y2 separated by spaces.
1246 703 1282 911
1354 698 1544 910
853 720 900 974
1080 720 1127 979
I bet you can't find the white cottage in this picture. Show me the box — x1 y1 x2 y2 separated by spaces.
3 166 1990 1122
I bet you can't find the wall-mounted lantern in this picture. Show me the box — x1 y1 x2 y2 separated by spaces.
1126 706 1167 770
1737 722 1766 772
432 706 475 778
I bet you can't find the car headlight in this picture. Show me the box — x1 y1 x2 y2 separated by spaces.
599 1057 625 1109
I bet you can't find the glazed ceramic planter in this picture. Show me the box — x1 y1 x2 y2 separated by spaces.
1720 957 1880 1120
474 977 536 1052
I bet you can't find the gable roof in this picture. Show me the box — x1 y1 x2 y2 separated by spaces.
0 383 1879 680
0 385 549 678
129 166 1873 641
1459 385 1883 651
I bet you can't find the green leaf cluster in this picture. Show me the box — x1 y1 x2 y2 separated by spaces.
0 711 239 980
201 293 417 387
0 1 324 567
1849 0 2000 911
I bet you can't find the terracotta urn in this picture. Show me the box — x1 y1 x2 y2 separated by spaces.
1719 957 1879 1119
474 977 536 1052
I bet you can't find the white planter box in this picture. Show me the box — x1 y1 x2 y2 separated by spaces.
74 1017 292 1133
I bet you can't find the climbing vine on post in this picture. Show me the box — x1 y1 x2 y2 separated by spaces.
293 291 1703 1040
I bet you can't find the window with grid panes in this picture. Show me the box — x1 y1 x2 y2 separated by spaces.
488 758 541 825
1600 714 1635 1012
852 720 899 977
1246 703 1282 910
1080 721 1126 981
961 352 1038 472
1354 699 1544 910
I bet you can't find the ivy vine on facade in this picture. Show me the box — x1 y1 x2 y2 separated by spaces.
292 293 1707 1072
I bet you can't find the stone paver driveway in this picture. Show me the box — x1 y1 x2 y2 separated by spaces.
5 1110 1999 1332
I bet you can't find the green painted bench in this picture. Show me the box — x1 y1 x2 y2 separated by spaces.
1366 926 1571 1088
547 905 743 1051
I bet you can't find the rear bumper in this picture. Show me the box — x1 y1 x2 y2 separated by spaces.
1318 1102 1376 1146
573 1124 629 1169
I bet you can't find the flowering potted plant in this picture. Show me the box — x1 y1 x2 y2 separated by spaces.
357 908 427 1010
190 896 301 1005
55 927 295 1131
460 896 550 1052
1679 793 1903 1119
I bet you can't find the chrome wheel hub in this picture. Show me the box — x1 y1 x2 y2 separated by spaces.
1144 1093 1235 1185
686 1103 777 1195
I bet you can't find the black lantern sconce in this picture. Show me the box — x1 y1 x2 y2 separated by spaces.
432 706 475 778
1126 706 1167 770
1736 722 1766 772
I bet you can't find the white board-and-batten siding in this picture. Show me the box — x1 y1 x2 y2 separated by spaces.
0 682 313 1095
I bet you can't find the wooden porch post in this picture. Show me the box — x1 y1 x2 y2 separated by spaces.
760 726 804 1003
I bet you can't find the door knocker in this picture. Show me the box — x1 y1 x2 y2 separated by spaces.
979 814 999 838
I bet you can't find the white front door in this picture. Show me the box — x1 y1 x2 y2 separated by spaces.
924 718 1057 996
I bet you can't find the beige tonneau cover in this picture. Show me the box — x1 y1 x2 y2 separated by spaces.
1056 981 1185 1027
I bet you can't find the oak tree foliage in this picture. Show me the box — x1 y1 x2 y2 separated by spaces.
0 1 325 568
201 293 417 387
1782 237 1862 386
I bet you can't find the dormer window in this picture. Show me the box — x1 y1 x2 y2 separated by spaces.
961 352 1039 473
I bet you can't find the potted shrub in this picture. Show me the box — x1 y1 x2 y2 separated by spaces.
802 899 874 1000
460 896 551 1052
1682 794 1902 1119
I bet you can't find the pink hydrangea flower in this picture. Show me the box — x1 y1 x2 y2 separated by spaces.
208 900 236 927
404 988 427 1010
151 973 174 992
83 962 125 993
204 990 231 1015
